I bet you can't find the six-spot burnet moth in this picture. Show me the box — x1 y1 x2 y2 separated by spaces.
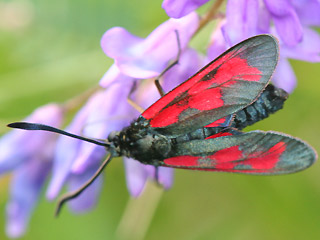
8 34 317 216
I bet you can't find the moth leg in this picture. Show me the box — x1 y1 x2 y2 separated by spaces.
155 166 160 185
129 30 181 109
127 99 144 114
127 81 144 113
55 154 113 217
154 30 182 97
154 80 166 97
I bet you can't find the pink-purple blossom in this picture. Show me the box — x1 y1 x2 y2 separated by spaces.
0 104 63 238
47 83 135 204
215 0 320 93
162 0 320 93
162 0 210 18
100 12 199 87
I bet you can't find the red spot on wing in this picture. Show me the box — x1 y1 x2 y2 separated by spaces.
189 88 223 110
148 104 188 129
211 56 262 87
148 88 224 128
211 146 243 163
212 142 286 171
164 155 198 167
163 142 286 173
142 52 262 128
234 141 286 170
205 116 231 128
205 132 233 139
163 145 242 168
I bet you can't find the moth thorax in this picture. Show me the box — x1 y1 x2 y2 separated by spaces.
133 133 172 163
151 134 172 157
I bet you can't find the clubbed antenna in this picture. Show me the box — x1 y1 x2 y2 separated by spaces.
8 122 110 148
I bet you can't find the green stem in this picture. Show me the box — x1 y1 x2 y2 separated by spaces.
61 85 101 113
196 0 225 35
115 182 164 240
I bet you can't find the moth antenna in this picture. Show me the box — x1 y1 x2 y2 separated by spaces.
7 122 110 148
154 29 181 97
55 153 113 217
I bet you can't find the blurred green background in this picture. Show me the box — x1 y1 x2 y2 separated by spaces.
1 0 320 239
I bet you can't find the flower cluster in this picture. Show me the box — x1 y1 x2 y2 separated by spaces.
1 0 319 238
0 104 63 238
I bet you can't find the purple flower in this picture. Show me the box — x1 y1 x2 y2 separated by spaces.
213 0 320 93
0 104 64 238
0 104 63 173
99 64 133 89
207 20 228 60
162 0 210 18
124 158 175 197
46 83 135 210
293 0 320 26
100 12 199 87
6 157 51 238
67 163 104 212
264 0 303 46
46 93 101 201
222 0 260 44
160 48 205 92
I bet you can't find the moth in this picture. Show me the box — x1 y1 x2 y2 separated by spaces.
8 35 317 215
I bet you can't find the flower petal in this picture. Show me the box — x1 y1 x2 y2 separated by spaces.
67 164 103 213
6 157 51 238
157 167 174 189
46 93 102 200
208 21 228 60
133 47 204 112
264 0 303 46
272 8 303 46
281 27 320 62
223 0 259 45
46 130 81 200
123 157 148 197
162 48 204 91
101 27 143 59
139 165 174 190
272 57 297 93
257 4 272 33
71 84 134 173
293 0 320 26
101 12 199 78
0 104 63 174
162 0 209 18
99 64 133 88
71 145 106 174
263 0 292 16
